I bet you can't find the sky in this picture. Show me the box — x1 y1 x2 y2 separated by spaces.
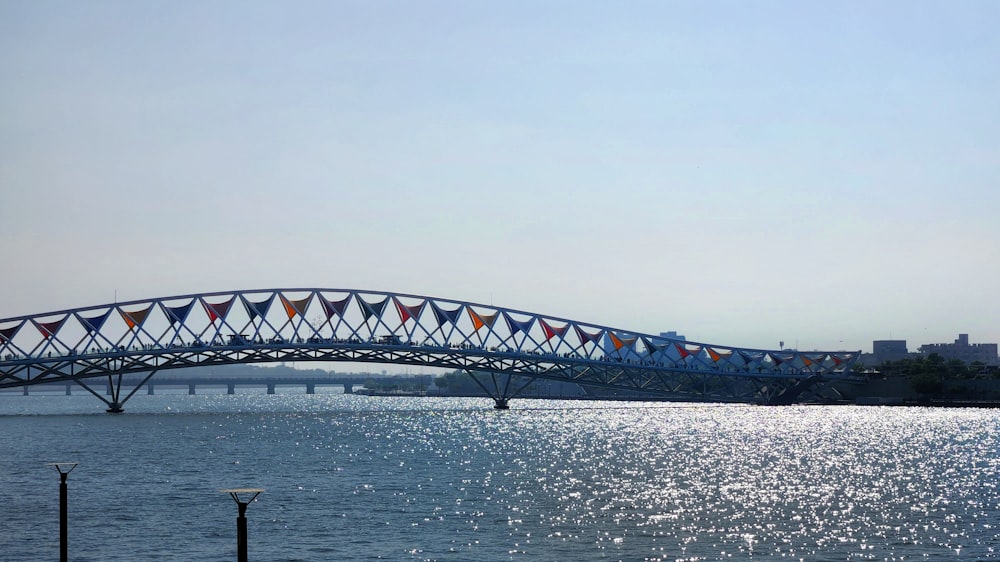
1 1 998 356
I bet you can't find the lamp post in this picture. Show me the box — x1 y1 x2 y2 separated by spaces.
221 488 263 562
48 462 78 562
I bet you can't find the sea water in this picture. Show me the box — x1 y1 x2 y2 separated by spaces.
1 391 998 561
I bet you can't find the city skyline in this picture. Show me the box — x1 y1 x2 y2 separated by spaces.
2 1 998 355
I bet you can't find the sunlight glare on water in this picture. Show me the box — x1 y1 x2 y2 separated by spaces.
0 394 997 561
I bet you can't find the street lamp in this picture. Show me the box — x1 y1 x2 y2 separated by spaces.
48 462 78 562
221 488 263 562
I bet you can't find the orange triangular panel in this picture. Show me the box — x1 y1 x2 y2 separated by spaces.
467 309 497 331
279 295 310 319
708 348 721 362
608 332 625 350
469 309 485 330
119 305 151 330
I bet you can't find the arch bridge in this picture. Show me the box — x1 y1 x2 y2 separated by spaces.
0 288 860 412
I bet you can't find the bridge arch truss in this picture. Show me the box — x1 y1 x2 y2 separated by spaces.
0 288 860 410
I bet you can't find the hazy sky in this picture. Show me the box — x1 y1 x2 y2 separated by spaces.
2 1 998 355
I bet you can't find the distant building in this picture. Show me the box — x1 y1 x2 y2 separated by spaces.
872 340 909 363
659 331 686 342
919 334 999 366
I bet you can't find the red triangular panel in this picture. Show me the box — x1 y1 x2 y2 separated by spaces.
203 297 234 323
1 323 21 342
36 317 66 339
394 298 425 324
539 319 568 340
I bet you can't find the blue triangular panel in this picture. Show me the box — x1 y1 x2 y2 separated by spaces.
431 302 462 327
360 297 389 321
164 301 195 325
503 312 534 335
79 309 113 333
242 295 274 321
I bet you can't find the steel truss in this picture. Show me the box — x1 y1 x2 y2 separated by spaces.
0 288 861 411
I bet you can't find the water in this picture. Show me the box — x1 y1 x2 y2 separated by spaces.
1 392 998 561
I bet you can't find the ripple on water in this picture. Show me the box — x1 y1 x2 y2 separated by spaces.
1 396 998 560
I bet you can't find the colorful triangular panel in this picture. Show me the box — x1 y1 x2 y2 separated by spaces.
642 337 662 354
36 317 66 339
360 297 388 321
608 332 625 350
280 295 311 319
0 323 21 342
574 325 601 345
539 319 568 340
468 309 498 331
79 310 113 333
164 301 195 326
320 295 351 319
504 313 534 335
431 302 462 327
203 297 234 323
241 295 274 321
119 305 152 330
394 299 425 324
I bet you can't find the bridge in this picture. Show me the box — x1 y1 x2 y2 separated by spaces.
9 373 432 397
0 288 861 411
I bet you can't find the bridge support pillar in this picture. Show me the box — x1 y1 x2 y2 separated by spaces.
66 384 72 396
493 398 510 410
306 384 315 395
106 402 124 414
188 384 196 395
228 384 236 395
267 384 275 395
23 385 29 396
147 385 154 395
343 383 353 394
